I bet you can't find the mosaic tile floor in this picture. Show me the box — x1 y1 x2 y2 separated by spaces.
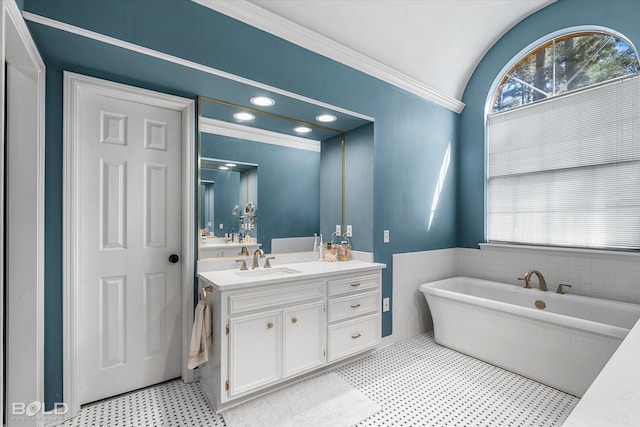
61 333 578 426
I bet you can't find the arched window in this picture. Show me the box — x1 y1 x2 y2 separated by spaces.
492 31 639 112
487 30 640 250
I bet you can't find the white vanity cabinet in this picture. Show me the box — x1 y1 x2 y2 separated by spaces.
227 298 326 398
327 274 381 362
228 309 282 397
197 260 384 412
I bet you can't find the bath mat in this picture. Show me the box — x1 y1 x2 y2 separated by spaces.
222 372 380 427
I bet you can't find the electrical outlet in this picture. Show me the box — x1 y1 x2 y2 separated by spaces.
336 224 341 235
219 223 223 230
383 297 390 312
346 225 353 237
383 229 390 243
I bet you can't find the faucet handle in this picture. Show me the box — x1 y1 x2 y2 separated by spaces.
556 283 572 294
235 259 248 271
264 257 275 268
517 276 531 288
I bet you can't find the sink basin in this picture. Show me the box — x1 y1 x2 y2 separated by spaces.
234 267 301 277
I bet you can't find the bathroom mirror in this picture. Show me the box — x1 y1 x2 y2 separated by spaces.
197 95 374 260
199 158 257 239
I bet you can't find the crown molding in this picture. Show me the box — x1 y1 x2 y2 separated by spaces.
22 11 374 122
200 117 321 152
193 0 465 114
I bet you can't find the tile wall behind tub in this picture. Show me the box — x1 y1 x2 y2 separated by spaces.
392 249 459 343
391 246 640 345
458 246 640 304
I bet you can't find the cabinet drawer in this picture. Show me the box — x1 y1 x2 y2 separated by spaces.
328 274 379 297
229 282 325 314
327 314 379 362
328 291 379 323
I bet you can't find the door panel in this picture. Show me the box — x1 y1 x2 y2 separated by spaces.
228 310 282 397
283 302 325 377
78 91 182 404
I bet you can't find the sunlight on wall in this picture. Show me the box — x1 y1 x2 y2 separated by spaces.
428 142 451 231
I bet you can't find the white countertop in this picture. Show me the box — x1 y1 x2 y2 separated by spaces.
198 260 386 291
562 317 640 426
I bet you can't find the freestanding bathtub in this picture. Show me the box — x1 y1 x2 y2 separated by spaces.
419 276 640 397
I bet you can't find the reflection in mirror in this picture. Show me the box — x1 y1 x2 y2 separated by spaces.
199 158 259 259
197 95 374 260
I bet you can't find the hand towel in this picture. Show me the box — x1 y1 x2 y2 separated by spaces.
187 297 212 369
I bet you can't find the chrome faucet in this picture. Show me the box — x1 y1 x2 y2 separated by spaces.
518 270 548 291
252 248 265 269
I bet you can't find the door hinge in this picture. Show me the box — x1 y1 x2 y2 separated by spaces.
323 349 326 357
226 324 230 335
225 380 230 391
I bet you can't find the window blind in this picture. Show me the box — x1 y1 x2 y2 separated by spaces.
487 74 640 250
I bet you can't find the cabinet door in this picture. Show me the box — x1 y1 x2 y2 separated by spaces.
228 310 282 397
283 301 326 377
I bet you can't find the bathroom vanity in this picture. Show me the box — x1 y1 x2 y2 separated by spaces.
197 260 385 412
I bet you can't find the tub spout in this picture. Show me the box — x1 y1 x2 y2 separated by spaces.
518 270 548 291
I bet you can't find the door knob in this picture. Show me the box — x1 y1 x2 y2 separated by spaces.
168 254 180 263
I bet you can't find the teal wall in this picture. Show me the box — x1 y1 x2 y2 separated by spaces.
200 168 241 237
201 134 321 254
458 0 640 248
320 124 375 252
24 0 459 405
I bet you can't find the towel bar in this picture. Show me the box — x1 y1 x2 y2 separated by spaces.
198 285 215 301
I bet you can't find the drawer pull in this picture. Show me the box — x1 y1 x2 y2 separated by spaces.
291 317 298 324
350 303 361 308
267 322 273 329
351 333 362 339
350 282 361 287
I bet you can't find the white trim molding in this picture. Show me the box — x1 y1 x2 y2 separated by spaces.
200 117 321 152
22 11 375 122
192 0 465 114
63 72 195 420
1 0 46 425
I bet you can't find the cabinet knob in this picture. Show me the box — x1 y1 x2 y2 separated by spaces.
350 303 361 308
291 317 298 324
350 282 361 287
267 322 273 329
351 333 362 339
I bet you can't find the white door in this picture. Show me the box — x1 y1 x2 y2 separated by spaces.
77 89 183 404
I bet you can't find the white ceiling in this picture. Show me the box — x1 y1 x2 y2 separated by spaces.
249 0 555 103
201 0 555 111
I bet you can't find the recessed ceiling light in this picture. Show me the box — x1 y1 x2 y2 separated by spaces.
225 163 237 167
316 114 337 123
233 112 255 121
250 96 275 107
294 126 312 134
219 166 230 170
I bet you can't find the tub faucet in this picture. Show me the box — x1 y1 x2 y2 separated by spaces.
252 248 265 269
518 270 548 291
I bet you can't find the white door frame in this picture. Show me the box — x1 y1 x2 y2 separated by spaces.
63 72 195 420
1 1 46 426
